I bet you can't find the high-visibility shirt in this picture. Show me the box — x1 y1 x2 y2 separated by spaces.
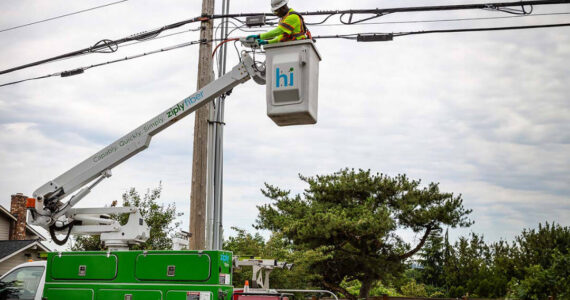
260 8 307 44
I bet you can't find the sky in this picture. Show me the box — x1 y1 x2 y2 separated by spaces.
0 0 569 250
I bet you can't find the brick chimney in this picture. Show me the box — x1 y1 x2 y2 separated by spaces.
10 193 28 240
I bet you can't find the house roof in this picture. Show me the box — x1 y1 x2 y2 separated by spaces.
22 225 46 242
0 206 17 222
0 240 50 264
0 205 46 241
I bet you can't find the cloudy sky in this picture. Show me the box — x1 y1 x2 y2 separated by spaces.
0 0 569 249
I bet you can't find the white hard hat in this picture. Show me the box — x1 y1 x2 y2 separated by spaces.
271 0 288 11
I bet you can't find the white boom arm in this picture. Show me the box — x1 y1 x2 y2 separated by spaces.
234 258 293 290
27 53 265 248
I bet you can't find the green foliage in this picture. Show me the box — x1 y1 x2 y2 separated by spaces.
428 290 446 298
448 285 465 298
223 227 266 288
408 222 570 299
488 239 517 296
401 280 428 297
475 279 492 298
508 249 570 300
72 235 102 251
513 222 570 277
505 223 570 300
223 228 314 290
438 232 517 298
71 183 182 251
340 279 361 297
340 279 401 298
224 227 265 257
418 229 445 287
370 282 401 297
255 169 472 299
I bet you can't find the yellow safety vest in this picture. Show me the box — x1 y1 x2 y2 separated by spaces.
278 9 311 42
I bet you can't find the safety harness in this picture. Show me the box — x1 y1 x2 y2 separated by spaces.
279 11 312 42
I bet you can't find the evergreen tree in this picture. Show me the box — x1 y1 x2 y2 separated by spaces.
255 169 472 300
508 222 570 299
418 229 445 287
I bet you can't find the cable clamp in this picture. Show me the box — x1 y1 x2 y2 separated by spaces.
91 39 118 53
61 69 85 78
208 120 226 126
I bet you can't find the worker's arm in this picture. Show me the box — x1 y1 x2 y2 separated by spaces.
248 31 281 45
256 27 282 44
259 15 298 44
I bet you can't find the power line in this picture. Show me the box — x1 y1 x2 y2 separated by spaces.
24 26 203 68
0 39 204 88
222 11 570 30
313 22 570 40
309 12 570 27
296 0 564 16
395 22 570 37
0 0 129 34
121 27 202 48
3 22 570 88
0 19 206 76
1 0 569 76
0 74 56 88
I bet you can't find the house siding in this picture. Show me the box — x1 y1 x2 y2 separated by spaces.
0 248 44 276
0 216 10 240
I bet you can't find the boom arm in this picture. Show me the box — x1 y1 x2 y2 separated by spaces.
28 53 265 247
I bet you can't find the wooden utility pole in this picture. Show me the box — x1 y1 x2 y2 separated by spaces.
190 0 215 250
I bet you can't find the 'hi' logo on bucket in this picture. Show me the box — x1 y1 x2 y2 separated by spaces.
276 67 294 88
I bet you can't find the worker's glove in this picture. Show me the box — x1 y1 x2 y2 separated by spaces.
256 39 269 46
247 34 260 41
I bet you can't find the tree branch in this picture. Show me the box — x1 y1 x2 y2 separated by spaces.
398 224 433 260
322 280 356 300
333 241 362 256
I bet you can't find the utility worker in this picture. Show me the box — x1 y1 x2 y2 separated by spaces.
248 0 311 45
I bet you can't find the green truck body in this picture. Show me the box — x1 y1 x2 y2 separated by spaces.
42 250 233 300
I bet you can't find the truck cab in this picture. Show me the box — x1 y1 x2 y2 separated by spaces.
0 261 46 300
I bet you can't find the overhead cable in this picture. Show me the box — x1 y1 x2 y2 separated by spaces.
0 17 209 76
0 39 205 88
394 22 570 37
312 22 570 40
0 0 129 34
121 27 202 48
226 11 570 30
212 0 570 19
309 12 570 27
9 27 201 69
1 0 569 75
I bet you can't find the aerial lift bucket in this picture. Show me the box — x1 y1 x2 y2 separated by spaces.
264 40 322 126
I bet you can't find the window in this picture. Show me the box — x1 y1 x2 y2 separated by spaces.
0 266 44 300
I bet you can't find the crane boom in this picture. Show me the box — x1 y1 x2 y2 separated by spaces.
27 52 265 248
